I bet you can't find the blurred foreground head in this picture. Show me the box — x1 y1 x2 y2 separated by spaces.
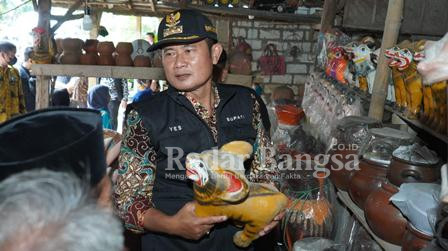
0 169 124 251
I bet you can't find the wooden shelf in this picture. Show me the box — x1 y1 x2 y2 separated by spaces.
337 190 402 251
31 64 253 87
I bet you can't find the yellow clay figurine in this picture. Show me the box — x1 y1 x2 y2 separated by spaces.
385 47 408 109
185 141 288 248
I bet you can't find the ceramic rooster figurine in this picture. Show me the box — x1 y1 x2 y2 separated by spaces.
185 141 288 248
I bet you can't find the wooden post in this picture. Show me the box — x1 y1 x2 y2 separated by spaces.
216 19 231 52
35 76 50 109
136 16 142 39
89 11 103 39
368 0 404 120
319 0 338 32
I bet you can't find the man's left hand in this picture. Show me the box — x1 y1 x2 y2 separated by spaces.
258 210 286 237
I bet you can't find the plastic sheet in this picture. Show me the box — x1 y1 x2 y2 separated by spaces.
392 143 439 165
293 237 346 251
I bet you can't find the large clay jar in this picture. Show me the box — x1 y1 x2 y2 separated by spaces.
115 42 133 66
80 39 99 65
326 148 357 191
54 38 64 63
348 158 388 209
402 223 433 251
59 38 83 64
388 144 440 186
133 55 151 67
97 41 115 66
364 181 407 245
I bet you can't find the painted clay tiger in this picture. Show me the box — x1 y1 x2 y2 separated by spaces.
185 141 288 248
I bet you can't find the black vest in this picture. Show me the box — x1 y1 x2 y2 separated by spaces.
132 84 269 251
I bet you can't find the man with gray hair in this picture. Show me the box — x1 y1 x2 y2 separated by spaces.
0 169 124 251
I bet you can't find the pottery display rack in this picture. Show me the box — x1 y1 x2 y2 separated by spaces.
31 64 253 109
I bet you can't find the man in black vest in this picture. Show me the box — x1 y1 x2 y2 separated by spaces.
114 9 281 251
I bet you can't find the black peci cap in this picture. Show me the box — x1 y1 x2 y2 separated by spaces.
147 9 217 52
0 107 107 186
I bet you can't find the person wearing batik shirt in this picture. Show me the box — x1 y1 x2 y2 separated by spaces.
0 41 25 123
113 9 281 251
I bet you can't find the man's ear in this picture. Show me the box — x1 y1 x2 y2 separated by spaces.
211 43 223 65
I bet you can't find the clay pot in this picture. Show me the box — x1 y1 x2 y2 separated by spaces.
133 55 151 67
326 148 357 191
80 53 98 65
84 39 99 54
348 159 388 209
402 223 433 251
364 182 407 245
97 42 115 66
97 42 115 54
115 55 133 66
116 42 133 55
152 51 163 67
388 156 440 186
59 38 83 64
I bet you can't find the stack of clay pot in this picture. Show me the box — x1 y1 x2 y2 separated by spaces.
97 41 115 66
115 42 133 66
59 38 83 64
80 39 99 65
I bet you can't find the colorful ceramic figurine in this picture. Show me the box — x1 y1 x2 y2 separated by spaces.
185 141 288 248
385 46 408 110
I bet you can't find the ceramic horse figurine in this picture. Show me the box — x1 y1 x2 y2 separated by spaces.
185 141 288 248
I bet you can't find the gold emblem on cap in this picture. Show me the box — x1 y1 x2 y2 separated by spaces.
166 12 181 28
164 11 183 37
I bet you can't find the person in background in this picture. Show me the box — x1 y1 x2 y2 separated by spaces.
146 32 155 46
0 41 25 123
51 88 70 107
133 79 157 103
18 47 36 112
66 77 88 108
0 169 124 251
54 75 71 89
88 84 112 130
99 78 128 130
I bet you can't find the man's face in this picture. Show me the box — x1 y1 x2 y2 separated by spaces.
162 40 222 92
0 50 16 67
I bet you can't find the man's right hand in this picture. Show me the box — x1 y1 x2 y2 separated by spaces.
169 202 227 240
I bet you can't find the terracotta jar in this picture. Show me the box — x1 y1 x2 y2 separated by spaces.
97 42 115 66
84 39 99 53
59 38 83 64
80 54 98 65
402 223 433 251
228 50 252 75
54 38 64 63
348 159 388 209
80 39 99 65
364 181 407 245
326 148 357 191
115 42 133 66
133 55 151 67
388 144 440 186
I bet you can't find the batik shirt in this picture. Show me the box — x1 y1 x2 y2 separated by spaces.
0 65 26 123
114 85 277 233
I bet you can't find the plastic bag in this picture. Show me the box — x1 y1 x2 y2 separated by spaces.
258 43 286 75
293 237 346 251
417 32 448 85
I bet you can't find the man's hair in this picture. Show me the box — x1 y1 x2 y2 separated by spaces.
23 47 33 61
146 32 155 38
0 169 123 251
0 41 16 53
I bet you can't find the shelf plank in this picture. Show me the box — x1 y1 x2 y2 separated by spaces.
395 113 448 144
337 190 401 251
32 64 166 79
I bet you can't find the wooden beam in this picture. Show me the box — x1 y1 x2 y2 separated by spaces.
32 0 38 11
136 15 142 38
157 2 321 24
50 14 84 21
149 0 156 12
50 0 82 34
216 19 231 52
320 0 338 32
368 0 404 120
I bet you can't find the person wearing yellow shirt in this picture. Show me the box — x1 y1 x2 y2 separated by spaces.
0 41 26 123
